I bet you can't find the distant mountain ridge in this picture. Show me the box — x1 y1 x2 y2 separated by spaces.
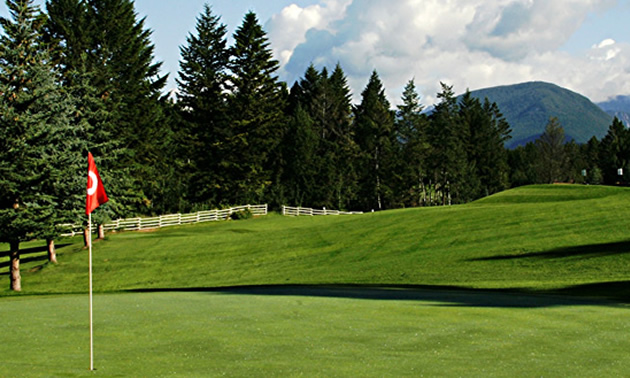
596 95 630 127
465 81 613 148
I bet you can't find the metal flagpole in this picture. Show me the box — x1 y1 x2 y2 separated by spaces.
89 212 94 371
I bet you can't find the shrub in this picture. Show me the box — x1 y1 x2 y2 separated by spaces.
230 208 253 220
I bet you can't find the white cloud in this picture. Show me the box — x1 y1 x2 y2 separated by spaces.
267 0 627 105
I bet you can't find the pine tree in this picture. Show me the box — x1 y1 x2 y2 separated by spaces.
428 83 467 205
508 142 538 187
457 92 511 200
283 66 322 206
598 117 630 185
45 0 168 217
226 11 287 205
583 136 602 184
0 0 79 290
353 70 397 211
325 63 357 210
396 79 430 206
535 117 567 183
176 4 230 207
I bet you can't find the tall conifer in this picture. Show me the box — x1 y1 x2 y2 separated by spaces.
0 0 79 290
353 70 396 210
227 11 287 204
177 4 229 207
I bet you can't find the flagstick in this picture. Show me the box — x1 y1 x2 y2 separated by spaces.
89 212 94 371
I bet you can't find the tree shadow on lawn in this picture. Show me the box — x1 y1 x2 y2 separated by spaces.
0 244 71 274
470 240 630 261
0 243 72 257
129 283 630 309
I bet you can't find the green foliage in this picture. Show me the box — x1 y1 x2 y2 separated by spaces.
354 70 397 210
176 4 230 208
598 117 630 184
536 117 567 183
225 12 287 205
44 0 169 218
229 208 253 220
283 64 357 210
0 0 82 288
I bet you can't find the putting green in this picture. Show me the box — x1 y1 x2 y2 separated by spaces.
2 288 628 376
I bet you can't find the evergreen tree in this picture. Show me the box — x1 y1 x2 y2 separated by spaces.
427 83 467 205
458 92 511 199
0 0 79 290
283 63 356 209
396 79 430 206
535 117 567 183
353 70 396 210
326 63 357 210
226 11 287 205
45 0 168 217
480 98 511 194
507 142 538 187
564 140 587 184
583 136 602 185
283 66 322 206
176 4 229 207
599 117 630 185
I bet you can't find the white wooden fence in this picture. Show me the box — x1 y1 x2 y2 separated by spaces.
59 204 267 236
282 205 363 216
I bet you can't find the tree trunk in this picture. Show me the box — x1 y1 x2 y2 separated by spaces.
47 239 58 264
9 240 21 291
83 228 90 249
97 224 105 239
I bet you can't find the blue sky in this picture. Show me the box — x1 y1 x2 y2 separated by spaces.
2 0 630 104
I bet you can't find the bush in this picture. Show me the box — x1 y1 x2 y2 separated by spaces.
230 208 253 220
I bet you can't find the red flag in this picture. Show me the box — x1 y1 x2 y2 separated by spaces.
86 152 109 215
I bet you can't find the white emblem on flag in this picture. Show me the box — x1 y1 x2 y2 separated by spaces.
87 171 98 195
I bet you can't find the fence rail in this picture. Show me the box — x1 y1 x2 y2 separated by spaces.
282 205 363 216
59 204 267 236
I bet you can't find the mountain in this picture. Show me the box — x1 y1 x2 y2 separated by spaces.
596 95 630 127
465 81 613 148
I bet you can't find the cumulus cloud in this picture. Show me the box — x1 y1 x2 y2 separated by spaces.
266 0 626 105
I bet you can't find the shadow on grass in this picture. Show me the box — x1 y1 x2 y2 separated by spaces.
470 240 630 261
0 244 71 257
0 244 70 275
0 254 51 272
128 282 630 308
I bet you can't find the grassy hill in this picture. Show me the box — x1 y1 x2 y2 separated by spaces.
3 184 630 300
2 185 630 376
468 81 613 148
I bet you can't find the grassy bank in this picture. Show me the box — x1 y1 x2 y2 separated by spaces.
3 185 630 298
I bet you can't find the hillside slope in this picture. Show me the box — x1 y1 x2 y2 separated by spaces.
3 185 630 300
468 81 613 148
597 94 630 127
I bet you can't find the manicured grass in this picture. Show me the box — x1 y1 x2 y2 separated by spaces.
2 185 630 375
3 184 630 299
1 289 629 377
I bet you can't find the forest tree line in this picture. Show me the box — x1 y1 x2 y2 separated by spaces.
1 0 629 288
